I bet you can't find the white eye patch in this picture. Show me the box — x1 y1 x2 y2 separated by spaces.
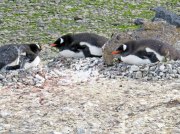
60 38 64 44
123 44 127 51
36 44 41 50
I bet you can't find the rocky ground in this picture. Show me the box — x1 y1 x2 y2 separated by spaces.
0 0 180 134
0 56 180 134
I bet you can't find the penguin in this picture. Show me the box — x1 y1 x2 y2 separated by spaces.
50 32 108 58
0 43 41 70
111 39 180 65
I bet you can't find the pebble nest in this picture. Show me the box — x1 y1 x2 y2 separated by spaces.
1 57 180 88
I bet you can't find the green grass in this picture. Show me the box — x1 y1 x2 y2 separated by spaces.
0 0 179 45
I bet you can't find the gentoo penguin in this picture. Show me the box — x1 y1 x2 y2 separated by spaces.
50 32 108 58
0 44 41 70
112 39 180 65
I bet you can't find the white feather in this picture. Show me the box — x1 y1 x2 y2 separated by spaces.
145 48 164 61
36 44 41 50
120 55 151 65
123 44 127 51
79 42 102 56
60 38 64 44
59 50 85 58
23 56 40 69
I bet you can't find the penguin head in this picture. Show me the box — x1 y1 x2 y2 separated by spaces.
24 43 41 62
112 44 128 55
50 34 73 51
111 42 136 63
28 44 42 54
22 44 41 69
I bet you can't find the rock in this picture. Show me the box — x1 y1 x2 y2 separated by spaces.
152 6 180 27
51 131 62 134
150 66 157 71
0 110 11 118
135 71 143 79
35 74 45 82
159 72 164 77
0 74 5 80
177 67 180 74
166 64 173 73
102 33 133 65
159 64 165 72
61 126 72 133
76 128 85 134
134 18 144 25
130 65 140 72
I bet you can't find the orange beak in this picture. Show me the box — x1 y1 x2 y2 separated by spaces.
50 44 57 47
112 50 121 55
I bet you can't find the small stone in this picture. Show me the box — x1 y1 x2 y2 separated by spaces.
129 65 139 72
177 67 180 74
159 72 164 77
0 110 11 118
166 64 173 73
51 131 62 134
61 126 72 133
172 69 178 74
159 64 165 72
135 71 142 79
35 74 45 82
170 74 176 78
134 18 144 25
76 128 85 134
141 66 149 71
0 74 5 80
150 66 156 71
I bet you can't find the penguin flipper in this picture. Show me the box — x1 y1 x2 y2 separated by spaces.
136 51 159 63
6 65 21 70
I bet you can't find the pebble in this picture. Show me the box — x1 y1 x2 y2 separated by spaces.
130 65 139 72
2 57 180 87
159 64 165 72
0 74 4 80
76 128 85 134
135 71 143 79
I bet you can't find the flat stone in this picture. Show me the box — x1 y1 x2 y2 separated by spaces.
135 71 143 79
130 65 140 72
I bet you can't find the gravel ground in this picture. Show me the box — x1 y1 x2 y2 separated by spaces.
0 1 180 134
0 57 180 133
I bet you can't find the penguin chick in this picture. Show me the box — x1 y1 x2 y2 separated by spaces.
112 39 180 65
50 32 108 58
0 44 41 70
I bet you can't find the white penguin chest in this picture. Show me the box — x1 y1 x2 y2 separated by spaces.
121 55 151 65
59 50 85 58
23 56 41 69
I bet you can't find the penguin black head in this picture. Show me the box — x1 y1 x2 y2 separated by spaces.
50 34 73 51
112 43 129 56
28 43 42 54
22 43 41 69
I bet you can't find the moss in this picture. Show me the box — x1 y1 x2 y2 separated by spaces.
0 0 179 44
